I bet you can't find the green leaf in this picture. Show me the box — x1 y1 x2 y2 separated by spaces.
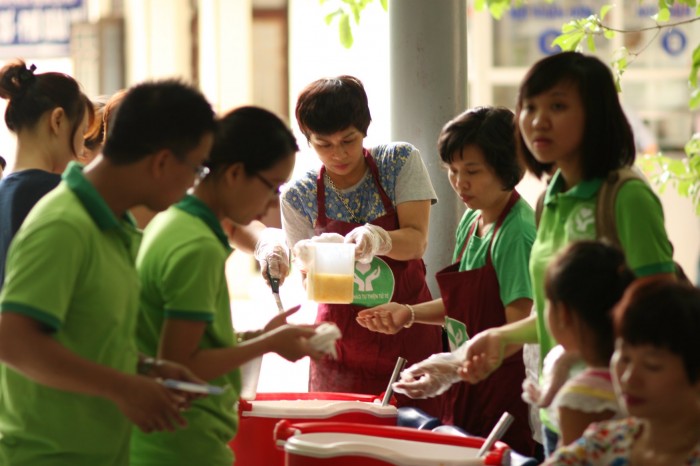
587 33 596 52
379 0 388 10
653 5 671 22
678 180 691 197
552 31 585 51
600 4 613 20
690 88 700 110
474 0 486 12
668 159 688 176
686 134 700 159
338 13 353 48
690 44 700 88
604 29 615 39
350 3 361 23
324 9 343 25
487 0 511 20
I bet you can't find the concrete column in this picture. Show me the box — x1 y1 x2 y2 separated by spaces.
198 0 253 113
390 0 467 297
124 0 193 84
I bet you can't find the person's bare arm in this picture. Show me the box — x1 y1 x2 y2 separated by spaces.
504 298 532 324
158 309 318 382
386 200 431 260
0 313 186 432
356 298 446 333
222 219 266 255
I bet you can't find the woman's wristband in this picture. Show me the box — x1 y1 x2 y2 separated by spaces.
403 304 415 328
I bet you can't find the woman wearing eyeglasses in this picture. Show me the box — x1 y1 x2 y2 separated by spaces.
280 75 444 419
129 106 322 466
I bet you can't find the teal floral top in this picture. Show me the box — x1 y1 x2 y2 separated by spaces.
544 417 700 465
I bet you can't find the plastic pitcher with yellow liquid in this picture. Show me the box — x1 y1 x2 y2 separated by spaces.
307 242 356 304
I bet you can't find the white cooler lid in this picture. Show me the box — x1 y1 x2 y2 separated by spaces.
242 399 397 419
284 432 490 465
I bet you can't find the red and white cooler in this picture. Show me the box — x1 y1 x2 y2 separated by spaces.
230 392 398 466
274 421 511 466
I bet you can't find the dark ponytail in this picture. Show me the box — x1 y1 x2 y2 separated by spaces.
0 60 93 156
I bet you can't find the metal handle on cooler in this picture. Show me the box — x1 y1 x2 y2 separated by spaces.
382 357 407 406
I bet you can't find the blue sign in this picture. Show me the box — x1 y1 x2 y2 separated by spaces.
0 0 86 58
661 28 687 56
539 29 562 55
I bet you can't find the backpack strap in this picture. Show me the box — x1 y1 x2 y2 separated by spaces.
535 190 545 228
595 166 647 248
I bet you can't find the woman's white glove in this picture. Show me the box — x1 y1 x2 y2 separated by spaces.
344 223 392 264
392 351 463 399
292 233 345 273
254 228 290 285
522 345 580 408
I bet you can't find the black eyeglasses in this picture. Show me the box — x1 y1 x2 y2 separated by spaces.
254 172 282 196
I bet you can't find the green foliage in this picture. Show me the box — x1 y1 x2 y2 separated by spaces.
639 134 700 215
319 0 387 48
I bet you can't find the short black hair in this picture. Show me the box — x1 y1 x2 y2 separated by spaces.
102 80 215 164
514 52 635 179
0 155 6 170
207 106 298 176
295 75 371 140
546 240 634 361
614 281 700 383
438 106 522 190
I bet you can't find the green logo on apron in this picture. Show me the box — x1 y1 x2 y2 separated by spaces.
352 257 395 307
445 317 469 352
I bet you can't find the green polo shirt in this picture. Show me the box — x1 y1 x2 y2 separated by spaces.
131 195 241 466
532 169 675 430
454 197 535 306
0 162 141 466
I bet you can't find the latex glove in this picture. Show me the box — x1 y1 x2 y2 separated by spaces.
292 233 345 272
344 223 392 264
254 228 290 286
392 352 462 399
522 345 580 408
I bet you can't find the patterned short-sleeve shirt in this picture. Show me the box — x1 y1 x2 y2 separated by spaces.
544 417 700 465
281 142 437 247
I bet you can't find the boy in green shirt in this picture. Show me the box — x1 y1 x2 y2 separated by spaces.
0 79 216 466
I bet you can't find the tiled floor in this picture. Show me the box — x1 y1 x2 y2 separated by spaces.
226 250 316 393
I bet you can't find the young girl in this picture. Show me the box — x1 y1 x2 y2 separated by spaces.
281 75 444 417
129 107 321 466
545 281 700 465
527 240 634 447
457 52 676 454
0 60 93 286
357 107 536 454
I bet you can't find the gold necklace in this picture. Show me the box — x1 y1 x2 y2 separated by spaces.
325 174 361 223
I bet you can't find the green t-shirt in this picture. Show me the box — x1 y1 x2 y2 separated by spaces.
0 162 141 466
454 197 536 306
531 169 675 430
130 195 241 466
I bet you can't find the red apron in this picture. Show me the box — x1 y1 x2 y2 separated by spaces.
309 150 445 419
436 191 535 455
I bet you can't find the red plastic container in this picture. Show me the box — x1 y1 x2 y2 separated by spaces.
275 421 510 466
229 392 397 466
